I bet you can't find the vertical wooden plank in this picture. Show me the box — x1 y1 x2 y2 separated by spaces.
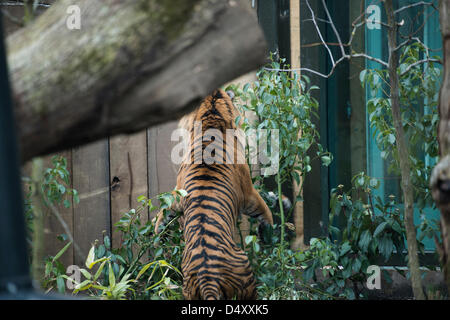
147 121 179 219
109 131 148 249
72 139 110 266
42 150 74 268
290 0 306 250
349 0 367 177
21 151 75 270
147 127 159 212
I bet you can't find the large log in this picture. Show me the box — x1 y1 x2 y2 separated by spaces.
430 0 450 293
6 0 267 162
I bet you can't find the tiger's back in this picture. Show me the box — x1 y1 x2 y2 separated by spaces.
157 89 273 300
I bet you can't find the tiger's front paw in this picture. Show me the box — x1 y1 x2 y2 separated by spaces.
154 210 165 234
154 209 179 234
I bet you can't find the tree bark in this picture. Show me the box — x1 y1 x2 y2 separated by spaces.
6 0 267 162
430 0 450 294
385 0 425 300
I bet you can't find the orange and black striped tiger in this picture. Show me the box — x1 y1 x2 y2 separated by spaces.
155 89 273 300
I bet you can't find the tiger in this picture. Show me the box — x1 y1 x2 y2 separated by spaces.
154 89 274 300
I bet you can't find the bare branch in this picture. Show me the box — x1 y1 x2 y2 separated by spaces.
303 16 330 25
394 1 437 15
399 58 442 76
264 52 389 79
349 53 389 67
320 0 346 58
305 0 335 66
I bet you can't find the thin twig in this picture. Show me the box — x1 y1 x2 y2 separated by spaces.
399 58 442 76
44 196 85 263
273 0 387 78
321 0 346 58
394 1 437 15
264 53 388 78
305 0 335 66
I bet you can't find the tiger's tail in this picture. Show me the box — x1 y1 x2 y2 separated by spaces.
198 277 222 300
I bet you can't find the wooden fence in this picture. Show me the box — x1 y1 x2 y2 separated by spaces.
7 0 305 272
36 122 179 267
36 118 258 268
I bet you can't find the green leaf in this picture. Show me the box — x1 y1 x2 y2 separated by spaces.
369 178 379 188
175 189 188 197
359 70 367 86
321 156 332 166
104 235 111 250
137 195 147 203
94 260 108 281
373 222 388 238
88 256 109 270
388 133 396 145
155 247 163 258
56 277 66 294
358 230 372 252
378 235 394 260
63 199 71 208
79 268 92 280
339 241 352 256
136 261 158 280
52 241 72 262
85 246 95 269
97 245 106 258
245 235 255 245
352 258 362 273
108 263 116 287
357 176 365 187
74 280 91 292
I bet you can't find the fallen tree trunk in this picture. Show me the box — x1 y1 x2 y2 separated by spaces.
7 0 267 162
431 0 450 293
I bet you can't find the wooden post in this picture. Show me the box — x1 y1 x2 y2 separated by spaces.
42 151 75 268
72 140 111 266
290 0 306 251
109 131 149 249
147 122 179 219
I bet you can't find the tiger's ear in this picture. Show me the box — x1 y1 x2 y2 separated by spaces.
226 90 235 100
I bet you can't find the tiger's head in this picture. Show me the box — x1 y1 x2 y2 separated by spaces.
179 89 241 134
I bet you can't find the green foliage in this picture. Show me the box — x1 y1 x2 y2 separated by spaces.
299 173 406 299
227 57 331 246
360 41 441 237
227 57 332 299
41 156 80 208
42 241 73 294
228 57 330 187
242 172 408 300
23 156 79 226
39 43 444 300
23 155 79 267
44 189 186 300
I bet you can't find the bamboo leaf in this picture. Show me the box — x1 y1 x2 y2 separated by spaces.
52 241 72 262
85 246 95 269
